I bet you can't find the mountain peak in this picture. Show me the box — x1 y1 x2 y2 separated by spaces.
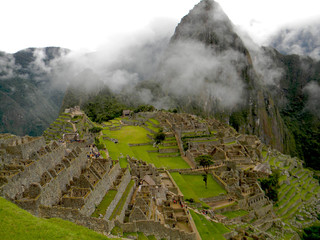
171 0 246 53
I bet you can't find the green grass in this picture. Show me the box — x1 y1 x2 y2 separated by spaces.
221 210 248 219
190 210 229 240
0 197 109 240
145 122 160 133
149 118 159 125
91 190 117 218
147 235 157 240
109 181 134 220
147 152 189 169
130 145 189 169
101 126 151 163
137 232 149 240
262 150 267 158
170 173 227 202
101 123 189 169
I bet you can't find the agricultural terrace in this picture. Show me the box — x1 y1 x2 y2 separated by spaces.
100 122 189 169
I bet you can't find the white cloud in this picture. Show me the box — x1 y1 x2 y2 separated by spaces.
1 0 320 53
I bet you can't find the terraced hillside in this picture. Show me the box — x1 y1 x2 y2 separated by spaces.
43 110 94 142
265 150 320 238
99 115 190 169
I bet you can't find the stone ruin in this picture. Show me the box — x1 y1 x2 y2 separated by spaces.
0 111 282 239
0 133 197 240
124 156 197 240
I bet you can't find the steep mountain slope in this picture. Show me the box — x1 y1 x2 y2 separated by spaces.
264 48 320 169
153 0 291 153
0 47 67 136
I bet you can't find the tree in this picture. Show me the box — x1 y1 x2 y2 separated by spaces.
202 174 208 189
154 129 166 144
259 170 280 202
302 224 320 240
195 155 214 173
195 155 214 189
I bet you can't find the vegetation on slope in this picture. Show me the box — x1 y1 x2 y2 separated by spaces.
0 197 109 240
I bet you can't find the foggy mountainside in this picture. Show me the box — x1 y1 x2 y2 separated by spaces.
269 21 320 60
0 0 319 169
0 47 67 136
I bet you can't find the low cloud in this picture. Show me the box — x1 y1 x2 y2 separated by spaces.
268 20 320 60
235 27 284 87
156 39 246 109
303 81 320 118
0 53 19 79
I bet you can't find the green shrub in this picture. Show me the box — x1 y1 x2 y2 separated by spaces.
89 127 103 133
154 130 166 144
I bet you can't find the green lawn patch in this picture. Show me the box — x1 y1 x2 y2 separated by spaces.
109 181 134 220
137 232 149 240
149 118 160 125
0 197 109 240
221 210 248 219
130 146 189 169
145 122 160 133
92 190 117 218
170 173 227 202
147 153 189 169
190 210 229 240
101 126 150 162
101 124 189 169
147 235 157 240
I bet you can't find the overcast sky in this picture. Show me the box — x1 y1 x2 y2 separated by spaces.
1 0 320 53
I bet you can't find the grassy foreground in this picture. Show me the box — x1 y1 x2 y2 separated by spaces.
0 197 109 240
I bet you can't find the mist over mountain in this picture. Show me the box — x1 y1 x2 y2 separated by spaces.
0 47 68 136
269 20 320 60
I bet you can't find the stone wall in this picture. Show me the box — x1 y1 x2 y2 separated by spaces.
200 194 228 203
39 205 114 233
159 148 179 154
185 151 197 167
1 144 65 199
104 168 131 220
211 172 228 192
40 150 88 206
5 137 45 159
116 181 136 222
119 220 196 240
254 204 273 218
80 162 121 216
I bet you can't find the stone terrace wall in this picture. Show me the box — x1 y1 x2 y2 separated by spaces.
5 137 45 159
80 162 121 216
119 220 196 240
211 172 228 192
0 143 65 199
104 168 131 220
40 150 88 206
39 205 114 234
116 181 135 223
